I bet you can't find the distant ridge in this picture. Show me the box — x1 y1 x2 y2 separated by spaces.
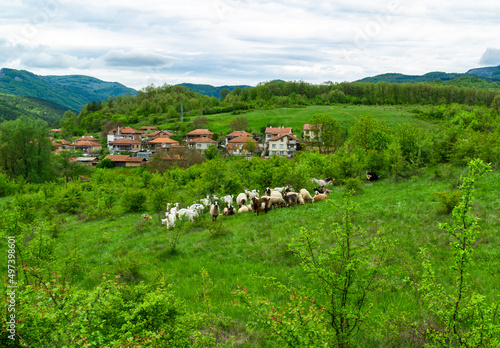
178 83 251 99
0 68 137 111
357 65 500 84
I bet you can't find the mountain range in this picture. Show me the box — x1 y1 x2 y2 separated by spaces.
1 65 500 125
357 65 500 83
0 68 137 112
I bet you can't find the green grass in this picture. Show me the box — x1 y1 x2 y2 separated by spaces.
52 165 500 345
171 104 428 135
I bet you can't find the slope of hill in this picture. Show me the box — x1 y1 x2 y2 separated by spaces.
0 92 67 124
0 68 137 112
178 83 251 99
357 71 463 83
465 65 500 81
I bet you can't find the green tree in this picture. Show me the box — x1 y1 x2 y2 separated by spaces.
419 159 499 346
0 117 54 183
308 113 345 154
229 116 249 132
204 145 219 160
55 150 89 182
219 88 230 101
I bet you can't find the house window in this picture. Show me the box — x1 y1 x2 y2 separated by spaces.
272 144 276 148
280 138 283 142
197 144 201 148
280 151 284 156
279 144 284 149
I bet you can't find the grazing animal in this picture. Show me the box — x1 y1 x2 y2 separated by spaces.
236 192 248 207
251 196 271 215
299 189 314 203
199 196 211 206
161 213 176 229
141 213 152 220
366 170 379 182
210 202 220 222
238 204 253 213
313 192 329 202
223 204 236 216
245 189 259 199
189 203 205 213
284 192 299 207
311 178 334 187
177 208 199 222
221 195 234 206
261 195 286 209
313 187 333 195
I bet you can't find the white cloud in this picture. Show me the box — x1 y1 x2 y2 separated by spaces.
1 0 500 89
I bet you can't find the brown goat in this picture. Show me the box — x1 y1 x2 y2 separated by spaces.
251 197 270 215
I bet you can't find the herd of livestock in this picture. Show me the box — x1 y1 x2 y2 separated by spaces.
155 178 336 229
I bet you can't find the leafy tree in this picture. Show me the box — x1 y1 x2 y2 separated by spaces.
229 116 249 132
191 116 210 130
97 158 114 169
204 144 220 160
243 137 257 154
55 150 89 182
307 113 346 154
219 88 230 101
0 117 54 183
419 159 499 346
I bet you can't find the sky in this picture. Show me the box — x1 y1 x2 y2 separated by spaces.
1 0 500 90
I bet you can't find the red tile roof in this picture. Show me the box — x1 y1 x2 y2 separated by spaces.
140 126 158 131
109 138 141 145
226 130 252 138
186 129 213 136
265 127 292 134
108 127 142 134
74 136 100 143
303 124 322 131
71 141 102 147
268 133 300 142
187 137 218 143
148 137 179 144
104 155 145 162
228 135 256 143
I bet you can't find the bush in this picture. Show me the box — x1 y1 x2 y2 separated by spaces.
120 189 146 212
434 191 461 214
343 177 364 195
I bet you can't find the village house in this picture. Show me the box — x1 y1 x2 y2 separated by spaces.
267 133 301 158
187 137 218 151
185 129 214 142
108 138 141 153
139 126 158 134
264 126 293 146
227 135 257 155
145 130 174 142
104 155 146 167
225 130 253 146
302 124 322 141
147 137 180 150
70 157 99 167
107 127 142 144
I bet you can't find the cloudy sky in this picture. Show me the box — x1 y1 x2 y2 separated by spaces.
1 0 500 90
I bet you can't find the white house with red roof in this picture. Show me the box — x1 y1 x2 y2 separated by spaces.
187 137 218 151
147 137 180 150
267 132 301 158
185 129 214 142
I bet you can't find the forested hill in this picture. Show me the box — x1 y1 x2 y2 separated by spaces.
358 65 500 87
0 68 137 112
0 93 67 124
177 83 251 99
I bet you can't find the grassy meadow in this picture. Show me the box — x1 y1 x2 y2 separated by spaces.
171 104 429 136
49 164 500 346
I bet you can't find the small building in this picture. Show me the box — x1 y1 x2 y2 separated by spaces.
186 129 214 142
227 135 257 156
187 137 218 151
147 137 180 150
104 155 146 167
264 126 293 145
70 140 102 154
303 124 322 141
268 133 301 158
225 130 253 146
140 126 158 134
108 138 141 153
146 130 174 142
72 157 99 167
107 126 142 143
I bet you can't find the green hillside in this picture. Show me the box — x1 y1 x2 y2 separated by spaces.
0 92 67 124
357 71 463 83
0 68 136 112
178 83 251 99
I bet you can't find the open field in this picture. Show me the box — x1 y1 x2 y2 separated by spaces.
48 165 500 345
175 104 429 135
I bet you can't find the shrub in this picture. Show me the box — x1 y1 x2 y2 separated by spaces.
343 177 364 195
120 189 146 212
434 191 461 214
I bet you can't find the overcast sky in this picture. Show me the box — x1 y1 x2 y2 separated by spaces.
1 0 500 90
